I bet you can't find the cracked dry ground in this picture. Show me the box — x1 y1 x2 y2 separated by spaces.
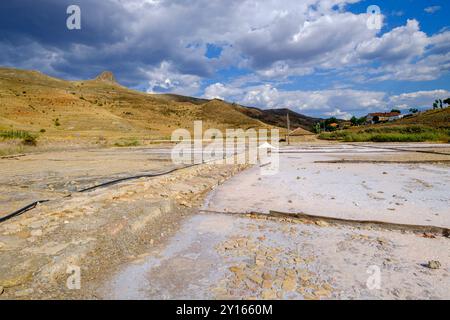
212 215 449 300
0 162 247 299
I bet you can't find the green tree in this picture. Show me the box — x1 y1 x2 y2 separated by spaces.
409 108 419 114
325 117 338 125
314 122 321 134
357 116 367 125
391 109 401 114
433 100 439 110
350 116 358 126
324 117 338 131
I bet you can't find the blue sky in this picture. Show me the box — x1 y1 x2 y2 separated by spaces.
0 0 449 118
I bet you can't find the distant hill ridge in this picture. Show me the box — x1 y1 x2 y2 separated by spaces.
0 67 285 141
232 106 321 131
0 67 325 145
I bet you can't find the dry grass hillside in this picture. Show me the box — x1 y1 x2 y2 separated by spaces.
319 108 450 143
0 67 275 152
154 94 321 131
396 108 450 127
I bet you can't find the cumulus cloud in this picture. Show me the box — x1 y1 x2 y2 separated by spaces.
204 81 449 117
0 0 445 82
144 61 202 96
389 90 450 109
324 109 353 120
356 20 427 63
237 11 376 71
204 82 388 116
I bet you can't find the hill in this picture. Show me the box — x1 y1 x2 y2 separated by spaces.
143 94 322 131
396 108 450 127
319 108 450 143
0 67 274 148
231 105 321 131
151 93 209 105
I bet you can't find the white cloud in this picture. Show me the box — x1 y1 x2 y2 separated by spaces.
356 20 428 63
204 81 450 117
324 109 353 120
204 82 388 115
204 82 243 100
256 62 314 80
391 11 404 17
362 25 447 82
389 90 450 109
4 0 443 83
424 6 441 14
143 61 202 96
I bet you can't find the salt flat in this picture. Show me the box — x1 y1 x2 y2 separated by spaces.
205 143 450 228
99 143 450 300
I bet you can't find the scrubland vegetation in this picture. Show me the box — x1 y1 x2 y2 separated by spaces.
319 125 450 142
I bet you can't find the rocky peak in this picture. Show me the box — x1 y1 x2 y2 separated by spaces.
94 71 117 84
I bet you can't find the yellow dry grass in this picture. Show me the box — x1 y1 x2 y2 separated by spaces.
0 67 275 149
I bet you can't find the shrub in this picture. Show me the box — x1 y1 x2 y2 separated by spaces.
114 139 140 147
0 130 32 139
318 126 449 143
0 130 38 146
22 135 37 146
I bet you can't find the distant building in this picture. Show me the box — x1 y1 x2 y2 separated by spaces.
287 127 315 143
339 121 352 129
388 114 403 122
366 112 402 124
289 127 315 136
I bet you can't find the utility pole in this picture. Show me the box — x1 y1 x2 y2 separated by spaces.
287 111 291 145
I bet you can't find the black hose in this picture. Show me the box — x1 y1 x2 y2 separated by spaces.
77 166 192 193
0 153 232 223
0 200 50 223
0 166 194 223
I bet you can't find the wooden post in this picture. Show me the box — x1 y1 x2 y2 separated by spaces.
287 112 291 145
